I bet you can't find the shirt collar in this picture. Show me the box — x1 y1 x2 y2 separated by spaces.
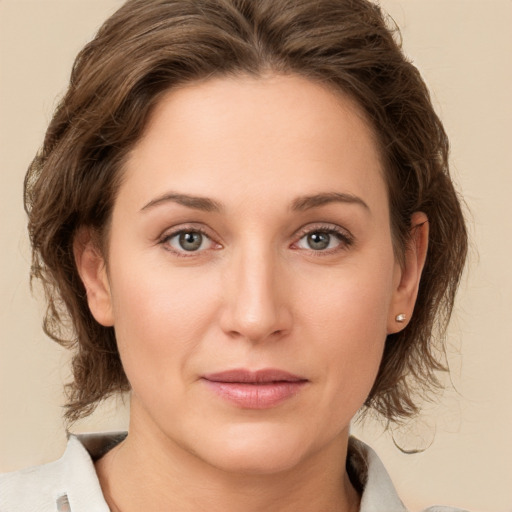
347 437 408 512
58 432 407 512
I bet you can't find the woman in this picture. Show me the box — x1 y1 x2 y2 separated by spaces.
1 0 468 511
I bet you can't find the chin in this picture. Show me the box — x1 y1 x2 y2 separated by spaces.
196 423 315 475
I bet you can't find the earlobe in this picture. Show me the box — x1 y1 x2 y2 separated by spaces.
73 228 114 327
387 212 429 334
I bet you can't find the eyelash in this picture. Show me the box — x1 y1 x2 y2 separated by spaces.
158 223 353 257
292 224 354 255
158 225 219 258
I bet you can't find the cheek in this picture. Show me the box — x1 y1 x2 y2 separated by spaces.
298 252 395 341
295 252 395 410
107 253 221 390
307 283 388 381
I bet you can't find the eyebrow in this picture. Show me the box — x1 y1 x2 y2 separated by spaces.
291 192 369 212
140 193 223 213
140 191 369 214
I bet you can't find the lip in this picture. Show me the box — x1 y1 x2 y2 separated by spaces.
202 369 308 409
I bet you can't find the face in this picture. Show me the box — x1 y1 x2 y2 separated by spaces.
80 74 418 475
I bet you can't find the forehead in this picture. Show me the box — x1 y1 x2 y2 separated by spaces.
121 73 387 215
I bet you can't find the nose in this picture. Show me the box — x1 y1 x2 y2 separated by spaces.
219 246 292 343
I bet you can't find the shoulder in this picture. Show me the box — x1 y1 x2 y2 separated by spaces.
0 433 124 512
348 437 470 512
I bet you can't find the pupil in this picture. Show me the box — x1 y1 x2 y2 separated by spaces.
308 232 330 250
179 232 202 251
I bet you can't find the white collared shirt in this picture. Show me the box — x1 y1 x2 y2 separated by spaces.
0 433 468 512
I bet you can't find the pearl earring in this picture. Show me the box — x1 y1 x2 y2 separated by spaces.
395 313 406 323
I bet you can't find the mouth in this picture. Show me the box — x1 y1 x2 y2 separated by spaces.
201 369 308 409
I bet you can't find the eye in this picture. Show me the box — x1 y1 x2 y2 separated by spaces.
294 227 352 252
162 229 216 254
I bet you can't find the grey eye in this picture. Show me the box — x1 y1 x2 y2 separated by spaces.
178 231 203 251
164 228 217 255
306 232 332 250
296 230 344 251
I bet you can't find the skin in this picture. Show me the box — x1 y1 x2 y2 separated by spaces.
76 73 428 512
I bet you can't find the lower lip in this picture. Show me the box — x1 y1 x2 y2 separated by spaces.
203 380 307 409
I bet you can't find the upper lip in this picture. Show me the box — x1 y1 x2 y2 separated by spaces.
202 369 307 383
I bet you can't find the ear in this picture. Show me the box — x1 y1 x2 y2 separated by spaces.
387 212 429 334
73 228 114 327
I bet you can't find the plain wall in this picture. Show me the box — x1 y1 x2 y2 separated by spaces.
1 1 511 511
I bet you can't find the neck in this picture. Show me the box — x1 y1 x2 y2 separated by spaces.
95 411 360 512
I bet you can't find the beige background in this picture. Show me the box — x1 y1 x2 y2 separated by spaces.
1 1 511 511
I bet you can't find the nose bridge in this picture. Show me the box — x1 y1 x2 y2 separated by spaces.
221 238 289 342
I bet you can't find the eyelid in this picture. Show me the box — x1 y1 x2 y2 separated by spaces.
158 223 222 256
291 223 354 252
156 221 353 257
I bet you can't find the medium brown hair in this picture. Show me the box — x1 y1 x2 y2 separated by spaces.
25 0 468 423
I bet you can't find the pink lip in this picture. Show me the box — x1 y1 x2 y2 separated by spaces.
202 369 308 409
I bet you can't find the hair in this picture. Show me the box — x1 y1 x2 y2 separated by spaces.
25 0 467 423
